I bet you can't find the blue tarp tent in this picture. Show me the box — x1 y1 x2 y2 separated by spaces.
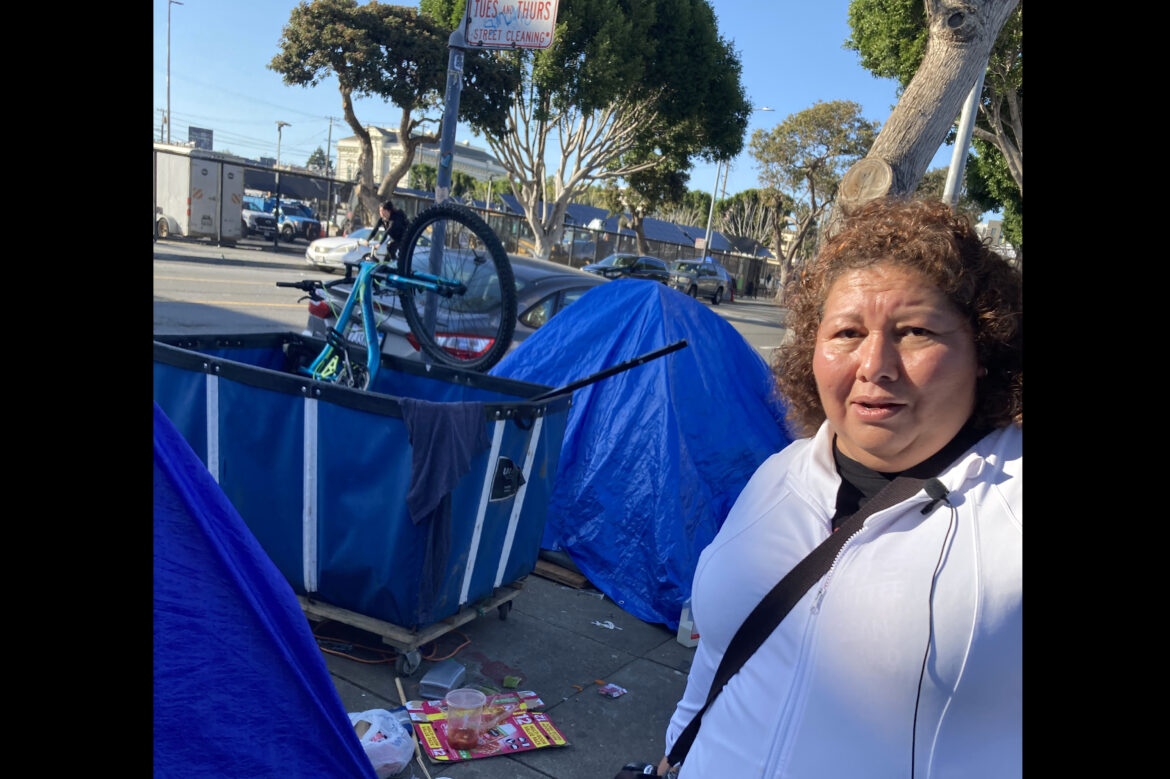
153 401 377 778
489 280 794 629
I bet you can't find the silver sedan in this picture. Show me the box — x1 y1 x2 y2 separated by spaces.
304 228 388 272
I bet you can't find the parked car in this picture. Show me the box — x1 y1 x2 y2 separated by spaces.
304 228 388 272
552 234 597 263
302 254 608 363
241 205 278 239
581 253 670 283
242 195 323 242
273 201 323 242
155 206 177 238
669 258 732 305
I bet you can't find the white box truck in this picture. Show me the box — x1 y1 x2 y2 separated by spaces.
153 143 245 242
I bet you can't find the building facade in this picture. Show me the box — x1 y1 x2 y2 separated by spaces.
336 128 508 185
976 219 1005 247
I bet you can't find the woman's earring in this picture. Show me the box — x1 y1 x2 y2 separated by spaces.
977 366 988 378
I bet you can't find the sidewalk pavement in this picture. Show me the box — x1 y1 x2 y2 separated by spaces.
319 572 694 779
731 289 784 308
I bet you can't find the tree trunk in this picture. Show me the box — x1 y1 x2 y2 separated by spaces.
835 0 1020 221
971 87 1022 197
340 86 380 224
784 201 826 265
378 111 439 201
632 214 648 255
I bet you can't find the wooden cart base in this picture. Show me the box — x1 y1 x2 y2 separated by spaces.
298 582 525 675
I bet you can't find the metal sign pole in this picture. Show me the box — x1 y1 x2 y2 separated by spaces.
943 71 986 206
423 9 471 340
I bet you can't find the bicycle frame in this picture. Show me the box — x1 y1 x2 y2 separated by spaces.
302 258 384 387
301 256 468 389
282 199 514 382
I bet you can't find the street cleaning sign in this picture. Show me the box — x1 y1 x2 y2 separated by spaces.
465 0 560 50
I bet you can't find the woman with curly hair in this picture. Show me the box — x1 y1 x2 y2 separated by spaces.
656 197 1022 778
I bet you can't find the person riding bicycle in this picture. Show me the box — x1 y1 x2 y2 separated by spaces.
359 199 408 261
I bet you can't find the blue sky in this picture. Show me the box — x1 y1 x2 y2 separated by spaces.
153 0 966 204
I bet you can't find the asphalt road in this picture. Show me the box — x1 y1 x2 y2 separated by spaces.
152 236 789 359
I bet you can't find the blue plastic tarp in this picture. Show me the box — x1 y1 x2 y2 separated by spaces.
490 279 794 629
153 401 377 779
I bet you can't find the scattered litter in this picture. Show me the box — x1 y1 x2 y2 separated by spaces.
502 675 521 689
349 709 414 778
591 619 622 630
409 692 569 762
597 683 628 698
418 659 467 699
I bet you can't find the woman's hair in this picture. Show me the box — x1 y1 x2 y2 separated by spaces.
774 196 1022 437
381 199 395 212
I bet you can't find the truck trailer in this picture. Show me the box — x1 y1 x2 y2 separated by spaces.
153 143 245 242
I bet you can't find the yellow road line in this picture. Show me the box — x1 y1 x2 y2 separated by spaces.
165 300 305 309
154 275 298 286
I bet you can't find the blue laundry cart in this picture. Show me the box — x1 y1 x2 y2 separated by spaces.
154 332 572 673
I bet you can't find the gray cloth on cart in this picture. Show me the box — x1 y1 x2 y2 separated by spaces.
401 398 491 623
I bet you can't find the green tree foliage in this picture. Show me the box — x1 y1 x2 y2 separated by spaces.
479 176 512 210
306 146 328 172
422 0 750 259
451 170 477 199
845 0 1022 248
269 0 519 219
408 165 474 198
749 100 878 274
571 184 612 209
965 137 1022 248
409 164 437 193
655 187 712 230
915 167 984 226
601 149 690 254
717 188 792 251
845 0 929 86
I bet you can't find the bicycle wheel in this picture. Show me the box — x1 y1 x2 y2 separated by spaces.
396 202 517 371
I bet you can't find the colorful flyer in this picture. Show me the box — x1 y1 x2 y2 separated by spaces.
408 691 570 763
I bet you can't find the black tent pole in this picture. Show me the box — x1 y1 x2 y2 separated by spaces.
525 340 689 402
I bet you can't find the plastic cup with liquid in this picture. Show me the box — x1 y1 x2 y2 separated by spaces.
444 688 486 751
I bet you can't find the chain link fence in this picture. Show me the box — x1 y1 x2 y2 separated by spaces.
153 146 770 294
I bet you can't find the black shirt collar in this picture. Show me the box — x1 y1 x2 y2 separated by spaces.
827 421 986 530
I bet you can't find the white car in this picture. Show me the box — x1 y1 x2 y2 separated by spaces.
303 228 388 272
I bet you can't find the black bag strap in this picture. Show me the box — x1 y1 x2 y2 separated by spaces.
666 425 986 767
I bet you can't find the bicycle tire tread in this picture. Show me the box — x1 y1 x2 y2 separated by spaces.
397 202 517 371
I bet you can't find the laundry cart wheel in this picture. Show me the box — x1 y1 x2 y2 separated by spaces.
396 649 422 676
499 600 513 621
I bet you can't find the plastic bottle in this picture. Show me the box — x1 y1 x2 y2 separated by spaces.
676 597 699 648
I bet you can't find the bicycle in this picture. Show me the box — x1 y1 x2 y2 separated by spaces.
276 201 517 389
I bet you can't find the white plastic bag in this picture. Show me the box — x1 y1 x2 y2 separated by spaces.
348 709 414 779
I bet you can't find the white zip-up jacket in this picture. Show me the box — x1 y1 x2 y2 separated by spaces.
665 422 1022 778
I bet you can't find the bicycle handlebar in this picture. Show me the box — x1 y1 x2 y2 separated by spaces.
275 279 324 292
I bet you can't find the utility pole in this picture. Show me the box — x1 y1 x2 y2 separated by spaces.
325 116 334 235
274 121 290 250
166 0 183 144
702 160 722 260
